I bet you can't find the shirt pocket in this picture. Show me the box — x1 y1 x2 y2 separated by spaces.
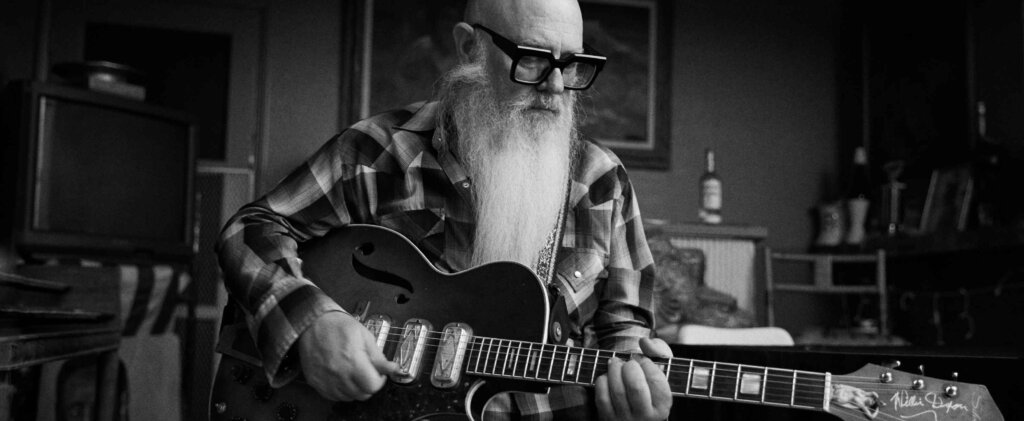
555 247 607 293
376 208 445 244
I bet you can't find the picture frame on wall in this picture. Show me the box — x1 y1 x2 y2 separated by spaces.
340 0 673 170
578 0 673 170
919 164 974 233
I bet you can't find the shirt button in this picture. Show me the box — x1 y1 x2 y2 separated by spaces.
573 271 582 278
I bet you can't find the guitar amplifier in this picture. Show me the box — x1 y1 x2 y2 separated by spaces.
668 344 1023 420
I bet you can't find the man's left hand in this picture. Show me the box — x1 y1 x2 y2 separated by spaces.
595 337 674 421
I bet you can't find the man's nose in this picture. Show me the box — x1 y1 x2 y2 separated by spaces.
538 68 565 93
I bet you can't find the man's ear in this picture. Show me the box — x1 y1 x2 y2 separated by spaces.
452 22 477 63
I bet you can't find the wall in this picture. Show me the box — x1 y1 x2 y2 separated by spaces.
259 0 340 193
631 0 842 255
0 0 41 85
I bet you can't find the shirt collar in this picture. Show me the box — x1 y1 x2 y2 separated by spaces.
395 100 440 133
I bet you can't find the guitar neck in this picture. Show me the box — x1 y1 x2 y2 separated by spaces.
464 336 829 412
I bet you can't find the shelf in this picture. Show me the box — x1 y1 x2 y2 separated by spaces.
771 284 882 294
770 252 882 263
0 326 120 370
644 219 768 241
0 271 70 293
866 227 1024 257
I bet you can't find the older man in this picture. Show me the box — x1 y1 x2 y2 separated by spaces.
216 0 672 419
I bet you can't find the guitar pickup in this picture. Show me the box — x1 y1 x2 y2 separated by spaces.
391 319 432 384
431 323 473 388
363 314 392 350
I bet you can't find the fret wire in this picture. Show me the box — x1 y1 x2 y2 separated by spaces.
664 356 673 382
537 343 546 379
685 360 694 395
790 370 797 406
488 338 498 375
589 349 598 384
561 346 569 383
473 337 483 374
546 345 555 380
528 342 536 379
575 347 584 384
667 358 686 392
760 366 768 403
561 346 569 382
490 339 498 376
505 340 515 376
496 339 505 375
734 364 742 400
709 362 717 398
497 342 505 376
513 341 523 379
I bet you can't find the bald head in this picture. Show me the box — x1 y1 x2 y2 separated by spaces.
462 0 583 57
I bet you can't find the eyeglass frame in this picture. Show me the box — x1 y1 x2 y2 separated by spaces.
471 23 607 90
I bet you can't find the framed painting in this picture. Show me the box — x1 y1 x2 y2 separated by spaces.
578 0 673 169
341 0 673 170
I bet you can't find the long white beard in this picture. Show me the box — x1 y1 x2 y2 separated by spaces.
437 56 578 268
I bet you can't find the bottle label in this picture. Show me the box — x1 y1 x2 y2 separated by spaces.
702 180 722 210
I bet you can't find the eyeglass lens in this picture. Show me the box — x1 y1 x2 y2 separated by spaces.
514 56 598 88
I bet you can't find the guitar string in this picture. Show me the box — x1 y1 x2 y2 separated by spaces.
364 334 926 396
365 326 937 387
368 327 916 384
352 327 951 415
369 325 909 382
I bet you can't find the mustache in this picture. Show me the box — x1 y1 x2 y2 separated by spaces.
507 93 567 113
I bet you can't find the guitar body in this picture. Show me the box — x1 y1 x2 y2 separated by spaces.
210 224 554 421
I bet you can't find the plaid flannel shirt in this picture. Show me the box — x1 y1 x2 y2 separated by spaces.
216 100 657 420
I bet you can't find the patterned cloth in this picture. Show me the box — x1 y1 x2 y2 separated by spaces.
216 101 656 419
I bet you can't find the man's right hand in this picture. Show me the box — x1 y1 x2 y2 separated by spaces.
297 311 399 401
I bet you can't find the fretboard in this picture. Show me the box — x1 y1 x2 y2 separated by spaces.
463 337 828 411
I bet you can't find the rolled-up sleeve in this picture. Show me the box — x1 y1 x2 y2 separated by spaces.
216 130 370 385
593 166 656 353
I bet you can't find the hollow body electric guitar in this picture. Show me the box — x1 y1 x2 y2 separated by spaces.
210 224 1003 421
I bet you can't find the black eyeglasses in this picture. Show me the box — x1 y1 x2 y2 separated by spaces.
472 23 606 90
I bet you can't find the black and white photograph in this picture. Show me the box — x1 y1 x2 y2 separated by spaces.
2 0 1023 420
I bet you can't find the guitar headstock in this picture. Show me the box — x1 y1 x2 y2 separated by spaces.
827 363 1002 421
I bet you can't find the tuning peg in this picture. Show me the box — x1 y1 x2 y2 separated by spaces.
944 372 960 398
884 360 901 369
911 365 927 390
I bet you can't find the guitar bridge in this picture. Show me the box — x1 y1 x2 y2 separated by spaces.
431 323 473 388
390 319 432 384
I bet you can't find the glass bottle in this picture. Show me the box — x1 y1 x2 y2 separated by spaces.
699 148 722 224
